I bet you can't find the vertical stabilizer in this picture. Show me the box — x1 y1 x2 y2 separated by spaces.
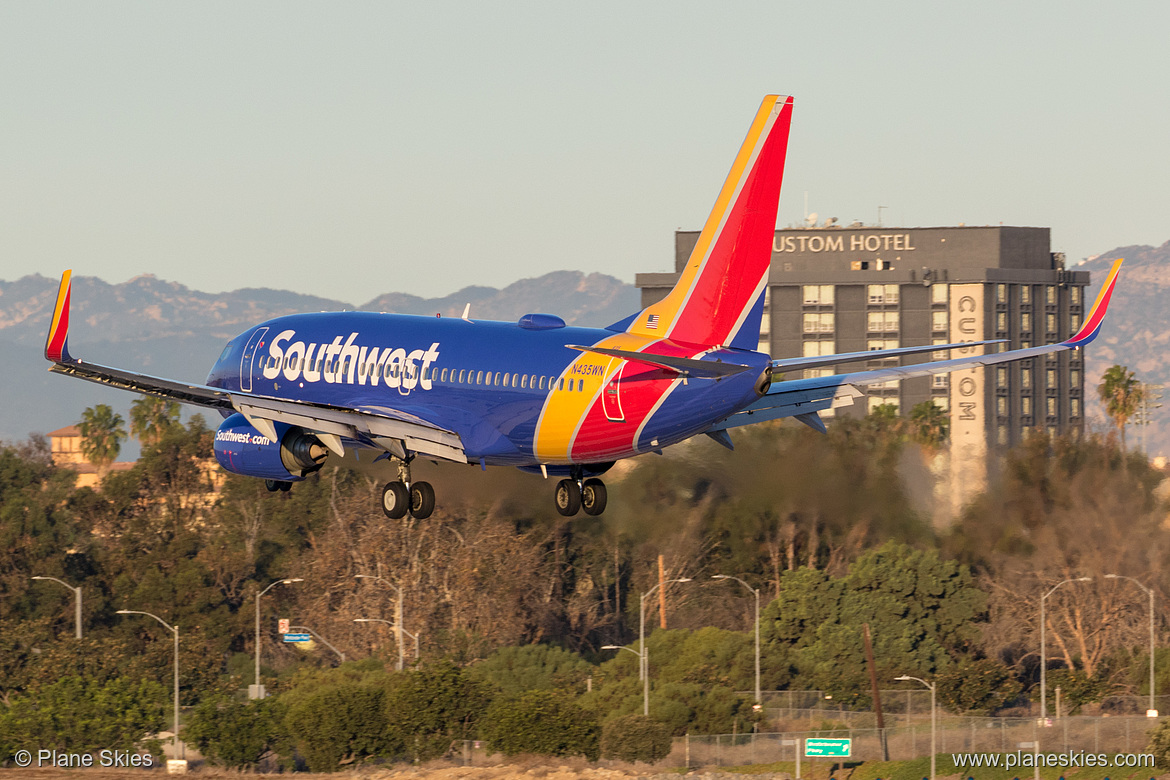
628 95 793 349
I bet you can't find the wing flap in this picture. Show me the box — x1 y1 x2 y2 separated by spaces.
566 344 752 377
769 339 1004 377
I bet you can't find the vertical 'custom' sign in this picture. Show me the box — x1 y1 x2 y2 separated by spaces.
947 285 988 518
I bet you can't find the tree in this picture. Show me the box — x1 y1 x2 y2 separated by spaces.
481 690 599 760
129 395 181 448
283 681 390 772
908 400 949 455
1097 365 1142 451
77 404 127 477
185 698 287 769
600 714 672 762
467 644 593 695
382 662 492 762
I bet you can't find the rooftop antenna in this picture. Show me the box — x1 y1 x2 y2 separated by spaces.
878 205 888 227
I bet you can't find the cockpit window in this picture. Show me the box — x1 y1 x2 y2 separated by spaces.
219 343 234 362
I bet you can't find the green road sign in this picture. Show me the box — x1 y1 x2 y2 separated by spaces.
805 738 851 757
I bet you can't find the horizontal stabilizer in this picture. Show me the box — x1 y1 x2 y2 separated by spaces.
566 345 752 378
770 339 1004 378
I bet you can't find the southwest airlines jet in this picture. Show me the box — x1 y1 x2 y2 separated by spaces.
44 96 1123 520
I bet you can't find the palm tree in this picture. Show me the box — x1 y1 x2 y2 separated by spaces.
1097 364 1143 451
909 400 950 456
129 395 181 447
77 404 127 478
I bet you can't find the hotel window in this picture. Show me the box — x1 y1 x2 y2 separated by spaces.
1046 286 1057 305
1070 369 1081 386
996 312 1008 331
931 283 948 305
933 374 949 388
1070 313 1081 331
867 284 899 305
931 311 948 332
1022 396 1033 417
996 284 1007 303
1071 397 1081 417
1021 367 1032 389
932 338 949 360
996 367 1008 388
867 338 899 351
803 284 834 306
998 425 1009 445
1046 313 1057 333
933 396 949 412
1071 286 1082 305
1021 286 1032 304
1021 312 1032 332
997 397 1008 416
1047 369 1058 388
867 397 898 414
1047 397 1057 417
805 313 835 333
803 340 837 357
867 311 898 332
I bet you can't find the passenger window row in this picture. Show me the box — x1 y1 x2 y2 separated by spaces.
262 355 587 392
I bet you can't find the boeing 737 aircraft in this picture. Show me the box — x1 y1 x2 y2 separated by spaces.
44 95 1123 520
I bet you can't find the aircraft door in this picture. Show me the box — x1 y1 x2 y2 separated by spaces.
601 360 625 422
239 327 269 393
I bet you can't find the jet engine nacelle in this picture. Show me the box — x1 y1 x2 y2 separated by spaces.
213 413 328 482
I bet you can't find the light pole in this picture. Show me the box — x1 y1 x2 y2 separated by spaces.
290 625 345 664
254 578 302 698
1040 577 1091 719
603 644 649 715
896 675 935 780
355 573 406 671
32 575 82 639
357 618 420 664
1105 574 1157 716
713 574 761 705
637 578 691 715
117 610 180 759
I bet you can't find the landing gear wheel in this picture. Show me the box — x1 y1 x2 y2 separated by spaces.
581 478 607 516
555 479 581 517
278 480 292 492
265 479 281 493
410 481 435 519
381 481 409 519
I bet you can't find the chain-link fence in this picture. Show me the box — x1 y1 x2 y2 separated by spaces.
668 716 1166 768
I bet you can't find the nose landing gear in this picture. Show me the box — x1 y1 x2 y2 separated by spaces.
554 470 607 517
380 455 435 520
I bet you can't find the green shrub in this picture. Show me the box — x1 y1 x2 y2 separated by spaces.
481 690 599 760
600 714 672 763
935 656 1022 714
284 682 389 772
382 661 492 762
184 698 287 768
467 644 593 695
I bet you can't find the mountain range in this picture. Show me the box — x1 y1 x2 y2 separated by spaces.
3 241 1167 458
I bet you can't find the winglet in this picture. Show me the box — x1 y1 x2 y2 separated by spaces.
45 270 74 363
1064 258 1122 348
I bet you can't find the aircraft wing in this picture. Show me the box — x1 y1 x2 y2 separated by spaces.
709 258 1123 434
43 271 467 464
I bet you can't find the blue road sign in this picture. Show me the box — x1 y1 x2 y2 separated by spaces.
283 633 312 642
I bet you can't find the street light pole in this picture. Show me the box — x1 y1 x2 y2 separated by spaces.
31 575 82 639
117 610 180 759
896 675 936 780
355 573 406 672
638 578 691 715
713 574 761 705
1106 574 1157 715
254 578 302 698
603 644 648 715
1040 577 1092 719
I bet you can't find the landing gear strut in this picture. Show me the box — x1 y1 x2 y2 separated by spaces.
380 455 435 520
554 470 607 517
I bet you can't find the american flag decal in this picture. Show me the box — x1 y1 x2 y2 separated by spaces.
646 314 659 330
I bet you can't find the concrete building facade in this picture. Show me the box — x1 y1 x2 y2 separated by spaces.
636 225 1091 515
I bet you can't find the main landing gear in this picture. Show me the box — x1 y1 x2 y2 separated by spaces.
554 472 607 517
380 456 435 521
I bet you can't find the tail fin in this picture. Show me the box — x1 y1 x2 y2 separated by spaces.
628 95 793 348
45 270 74 363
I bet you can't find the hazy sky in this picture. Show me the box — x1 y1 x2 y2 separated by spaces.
3 1 1167 303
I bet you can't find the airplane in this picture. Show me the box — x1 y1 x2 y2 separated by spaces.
43 95 1123 520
